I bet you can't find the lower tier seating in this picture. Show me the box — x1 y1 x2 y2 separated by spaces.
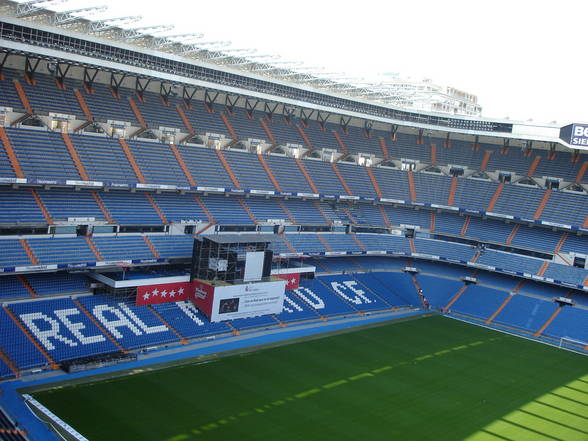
0 263 586 379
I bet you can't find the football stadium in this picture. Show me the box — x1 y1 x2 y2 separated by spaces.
0 1 587 440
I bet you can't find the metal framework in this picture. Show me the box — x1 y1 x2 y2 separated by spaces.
0 0 510 133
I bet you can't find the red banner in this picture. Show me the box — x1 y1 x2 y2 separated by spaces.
189 280 215 318
136 282 191 305
275 273 300 290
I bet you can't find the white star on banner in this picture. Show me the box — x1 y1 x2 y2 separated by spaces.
143 293 150 300
178 287 184 295
152 289 159 296
161 290 168 297
170 290 176 297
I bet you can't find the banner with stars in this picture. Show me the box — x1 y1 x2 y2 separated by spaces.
275 273 300 290
136 282 191 306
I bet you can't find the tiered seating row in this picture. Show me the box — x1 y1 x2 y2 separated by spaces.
1 126 587 229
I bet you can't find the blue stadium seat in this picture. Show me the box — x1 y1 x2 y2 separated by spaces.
317 275 391 312
151 301 231 339
10 298 120 363
76 295 178 349
292 278 357 317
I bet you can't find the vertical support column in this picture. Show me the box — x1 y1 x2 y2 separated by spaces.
378 136 390 160
447 177 458 206
220 112 238 140
19 239 39 265
407 171 417 202
330 163 353 196
13 80 33 115
142 235 160 258
505 224 520 245
486 183 504 212
0 127 25 178
118 138 146 184
127 97 147 129
84 236 103 261
30 189 53 224
527 156 541 177
259 118 277 146
537 261 549 277
92 192 114 224
257 154 281 191
442 285 468 313
379 205 391 227
295 158 319 194
193 195 215 223
169 144 197 187
575 161 588 183
533 189 552 220
533 307 561 337
460 216 471 237
215 149 240 188
316 234 333 252
480 150 492 172
176 104 195 136
332 130 349 157
237 197 257 224
366 167 383 198
61 132 90 181
296 125 314 152
145 193 168 224
73 88 93 122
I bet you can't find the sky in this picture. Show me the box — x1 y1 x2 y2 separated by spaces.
49 0 587 124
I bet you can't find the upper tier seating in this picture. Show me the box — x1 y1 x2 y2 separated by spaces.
22 74 84 119
126 139 189 186
225 109 268 141
6 128 81 180
135 91 184 130
223 149 275 191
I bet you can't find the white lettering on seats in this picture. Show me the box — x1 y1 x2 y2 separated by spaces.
19 312 78 350
176 301 205 326
293 287 325 310
118 303 167 334
283 296 304 313
92 304 142 338
330 281 372 304
54 308 105 345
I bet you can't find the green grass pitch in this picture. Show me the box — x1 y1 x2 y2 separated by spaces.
33 315 588 441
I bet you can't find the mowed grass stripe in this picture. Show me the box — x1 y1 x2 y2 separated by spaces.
33 316 588 441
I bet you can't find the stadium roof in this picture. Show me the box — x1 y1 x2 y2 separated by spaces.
1 0 481 117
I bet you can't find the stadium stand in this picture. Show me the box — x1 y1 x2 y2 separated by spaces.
1 12 588 395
